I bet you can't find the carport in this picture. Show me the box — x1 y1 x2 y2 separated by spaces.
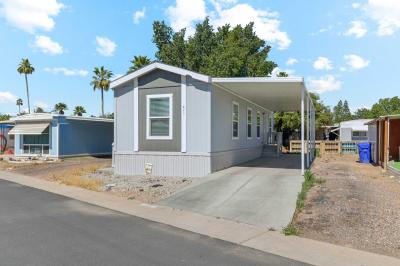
212 77 316 174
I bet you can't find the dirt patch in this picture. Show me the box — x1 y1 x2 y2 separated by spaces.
293 155 400 258
89 171 195 204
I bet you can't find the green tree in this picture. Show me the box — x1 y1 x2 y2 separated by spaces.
277 71 288 77
152 18 277 77
73 106 86 116
54 103 68 114
17 58 35 114
0 114 10 121
353 108 374 119
370 97 400 117
16 98 23 115
34 106 44 113
127 55 151 73
91 66 113 117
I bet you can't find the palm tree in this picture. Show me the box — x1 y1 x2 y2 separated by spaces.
73 106 86 116
127 55 151 74
90 66 113 117
16 98 23 115
54 103 68 115
17 59 35 114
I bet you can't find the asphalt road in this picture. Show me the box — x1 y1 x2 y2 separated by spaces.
0 179 308 266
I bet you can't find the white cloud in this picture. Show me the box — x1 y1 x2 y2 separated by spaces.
344 54 370 69
308 75 342 94
133 7 146 24
44 67 88 77
286 58 298 66
95 36 117 57
166 0 207 36
344 20 367 38
0 91 17 103
313 57 333 70
211 3 291 49
165 0 291 49
352 2 361 9
33 35 63 55
0 0 64 33
362 0 400 36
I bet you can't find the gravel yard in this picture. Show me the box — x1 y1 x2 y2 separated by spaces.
294 155 400 258
89 170 196 204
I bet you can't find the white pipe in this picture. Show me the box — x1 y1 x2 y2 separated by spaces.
301 88 305 175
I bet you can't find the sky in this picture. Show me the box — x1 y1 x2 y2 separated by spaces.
0 0 399 116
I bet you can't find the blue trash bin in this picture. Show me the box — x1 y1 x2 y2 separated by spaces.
357 142 371 163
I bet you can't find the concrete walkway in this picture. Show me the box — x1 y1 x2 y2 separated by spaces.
1 170 399 266
161 155 303 230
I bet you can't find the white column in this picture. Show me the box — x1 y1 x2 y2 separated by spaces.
306 96 310 168
181 75 187 153
133 78 139 152
301 88 305 175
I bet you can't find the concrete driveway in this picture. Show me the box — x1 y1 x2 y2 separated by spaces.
160 154 303 230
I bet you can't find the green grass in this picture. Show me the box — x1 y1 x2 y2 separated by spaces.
393 162 400 170
283 170 323 236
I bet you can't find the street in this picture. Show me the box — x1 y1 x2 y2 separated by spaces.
0 179 307 266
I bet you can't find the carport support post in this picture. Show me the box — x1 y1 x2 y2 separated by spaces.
307 95 310 168
301 88 305 175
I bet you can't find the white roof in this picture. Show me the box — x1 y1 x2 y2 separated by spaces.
11 113 113 123
340 119 372 131
111 62 211 88
111 62 311 112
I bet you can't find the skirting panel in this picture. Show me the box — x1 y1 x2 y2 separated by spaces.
210 146 263 172
114 153 211 177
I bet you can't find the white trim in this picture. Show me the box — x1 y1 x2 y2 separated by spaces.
247 107 253 139
213 83 271 113
133 78 139 151
111 62 211 88
301 87 305 175
56 120 60 157
256 111 261 139
181 75 187 153
232 101 240 140
146 93 173 140
212 77 304 83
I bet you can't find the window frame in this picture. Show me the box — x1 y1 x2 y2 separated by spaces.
232 101 240 140
146 93 173 140
247 107 253 139
256 111 261 139
22 127 50 156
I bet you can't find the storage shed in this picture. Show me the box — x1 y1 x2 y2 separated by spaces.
339 119 371 141
9 114 113 158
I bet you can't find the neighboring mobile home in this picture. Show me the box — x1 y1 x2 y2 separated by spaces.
111 62 316 177
339 119 371 141
0 120 14 153
366 115 400 168
9 114 113 158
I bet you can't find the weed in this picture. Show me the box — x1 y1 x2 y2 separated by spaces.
49 165 103 191
283 224 299 236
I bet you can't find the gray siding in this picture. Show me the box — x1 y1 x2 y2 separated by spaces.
186 77 212 153
59 119 113 156
138 70 181 152
114 85 134 152
340 128 352 141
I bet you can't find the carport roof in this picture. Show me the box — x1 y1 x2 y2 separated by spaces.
212 77 309 112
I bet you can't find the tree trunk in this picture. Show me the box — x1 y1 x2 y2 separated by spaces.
101 88 104 117
25 74 31 114
18 105 21 115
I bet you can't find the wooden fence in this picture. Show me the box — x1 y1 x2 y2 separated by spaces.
290 140 360 155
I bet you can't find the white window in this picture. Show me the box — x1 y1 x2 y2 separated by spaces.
146 94 173 140
232 102 239 139
256 111 261 138
247 107 252 139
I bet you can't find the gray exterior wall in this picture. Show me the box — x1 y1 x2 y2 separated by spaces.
210 85 267 171
339 127 352 141
368 124 377 163
114 85 134 152
58 118 113 156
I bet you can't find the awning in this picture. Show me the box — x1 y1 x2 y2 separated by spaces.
212 77 307 112
8 123 50 135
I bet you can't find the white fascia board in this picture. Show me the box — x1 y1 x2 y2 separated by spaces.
111 62 211 89
212 77 304 83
